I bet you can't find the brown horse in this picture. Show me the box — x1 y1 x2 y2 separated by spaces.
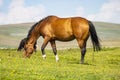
18 15 101 64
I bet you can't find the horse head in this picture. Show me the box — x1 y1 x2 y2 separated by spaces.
24 43 34 58
18 38 37 58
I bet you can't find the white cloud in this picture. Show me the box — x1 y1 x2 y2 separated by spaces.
0 0 46 24
87 0 120 23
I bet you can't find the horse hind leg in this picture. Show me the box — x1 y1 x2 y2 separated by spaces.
77 39 87 64
80 45 86 64
50 40 59 62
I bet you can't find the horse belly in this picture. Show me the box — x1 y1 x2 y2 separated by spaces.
55 30 75 41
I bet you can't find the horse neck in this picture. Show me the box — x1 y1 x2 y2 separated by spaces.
27 32 39 46
26 22 42 46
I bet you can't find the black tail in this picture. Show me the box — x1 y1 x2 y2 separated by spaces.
89 21 101 51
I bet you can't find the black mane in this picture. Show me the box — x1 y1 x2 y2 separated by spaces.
26 17 48 40
17 37 37 52
26 22 38 40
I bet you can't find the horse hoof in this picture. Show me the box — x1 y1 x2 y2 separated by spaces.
56 60 59 62
42 54 46 59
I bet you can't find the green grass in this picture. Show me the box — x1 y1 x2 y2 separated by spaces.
0 48 120 80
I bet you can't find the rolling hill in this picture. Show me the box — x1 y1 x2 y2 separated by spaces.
0 22 120 49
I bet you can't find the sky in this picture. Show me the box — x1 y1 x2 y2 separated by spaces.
0 0 120 24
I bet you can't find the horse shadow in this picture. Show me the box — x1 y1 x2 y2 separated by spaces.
67 61 96 66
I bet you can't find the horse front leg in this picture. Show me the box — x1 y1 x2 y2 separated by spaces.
41 37 50 59
50 40 59 62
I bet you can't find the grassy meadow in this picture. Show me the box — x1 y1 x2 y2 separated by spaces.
1 48 120 80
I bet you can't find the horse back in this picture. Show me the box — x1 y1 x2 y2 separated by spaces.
40 16 89 41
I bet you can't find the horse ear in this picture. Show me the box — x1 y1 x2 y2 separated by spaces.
17 38 27 51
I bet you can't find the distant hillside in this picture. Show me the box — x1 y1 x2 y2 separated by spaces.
0 22 120 49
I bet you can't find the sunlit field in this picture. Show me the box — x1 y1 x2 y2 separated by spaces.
1 48 120 80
